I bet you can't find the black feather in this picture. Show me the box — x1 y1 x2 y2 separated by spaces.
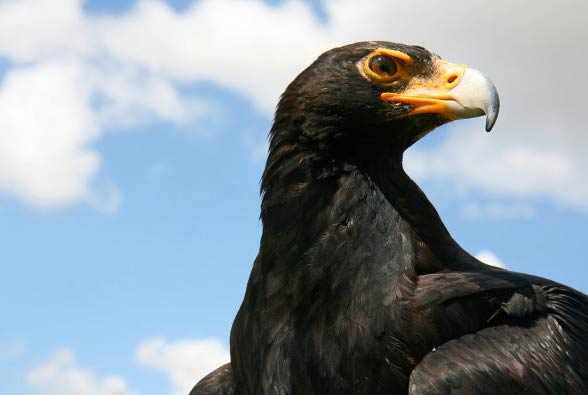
191 42 588 395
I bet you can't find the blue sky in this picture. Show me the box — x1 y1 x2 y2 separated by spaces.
1 1 587 394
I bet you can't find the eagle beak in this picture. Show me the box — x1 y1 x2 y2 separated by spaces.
449 68 500 131
381 62 500 132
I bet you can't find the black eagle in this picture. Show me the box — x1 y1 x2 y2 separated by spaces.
191 42 588 394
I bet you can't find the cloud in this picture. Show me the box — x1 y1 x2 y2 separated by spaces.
135 337 230 395
27 348 136 395
0 0 586 211
93 0 329 114
0 0 215 211
27 340 229 395
0 60 101 209
0 0 90 62
88 62 214 128
475 250 506 269
404 119 588 211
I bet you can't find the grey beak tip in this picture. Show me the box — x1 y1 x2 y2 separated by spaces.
485 104 499 132
484 82 500 132
485 113 497 132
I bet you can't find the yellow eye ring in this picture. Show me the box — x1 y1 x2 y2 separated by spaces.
360 48 413 84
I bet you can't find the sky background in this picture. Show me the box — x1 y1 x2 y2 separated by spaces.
1 0 587 394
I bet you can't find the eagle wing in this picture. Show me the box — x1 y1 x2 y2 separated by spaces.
410 270 588 394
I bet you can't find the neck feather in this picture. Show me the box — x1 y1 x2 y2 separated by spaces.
260 126 470 269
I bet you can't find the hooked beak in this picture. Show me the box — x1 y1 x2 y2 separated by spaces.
381 61 500 131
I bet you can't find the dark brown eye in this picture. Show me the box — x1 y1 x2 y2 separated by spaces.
368 55 398 78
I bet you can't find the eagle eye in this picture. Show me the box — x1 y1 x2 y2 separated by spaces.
368 55 398 78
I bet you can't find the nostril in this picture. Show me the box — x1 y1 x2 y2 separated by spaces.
447 75 458 84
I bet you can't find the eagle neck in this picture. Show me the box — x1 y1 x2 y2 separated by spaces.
361 152 471 265
260 126 470 271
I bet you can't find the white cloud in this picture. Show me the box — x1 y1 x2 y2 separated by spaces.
88 62 214 128
0 0 215 211
93 0 329 114
27 349 136 395
475 250 506 269
0 0 90 62
0 0 586 211
404 119 588 211
25 339 230 395
135 337 230 395
0 60 101 209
